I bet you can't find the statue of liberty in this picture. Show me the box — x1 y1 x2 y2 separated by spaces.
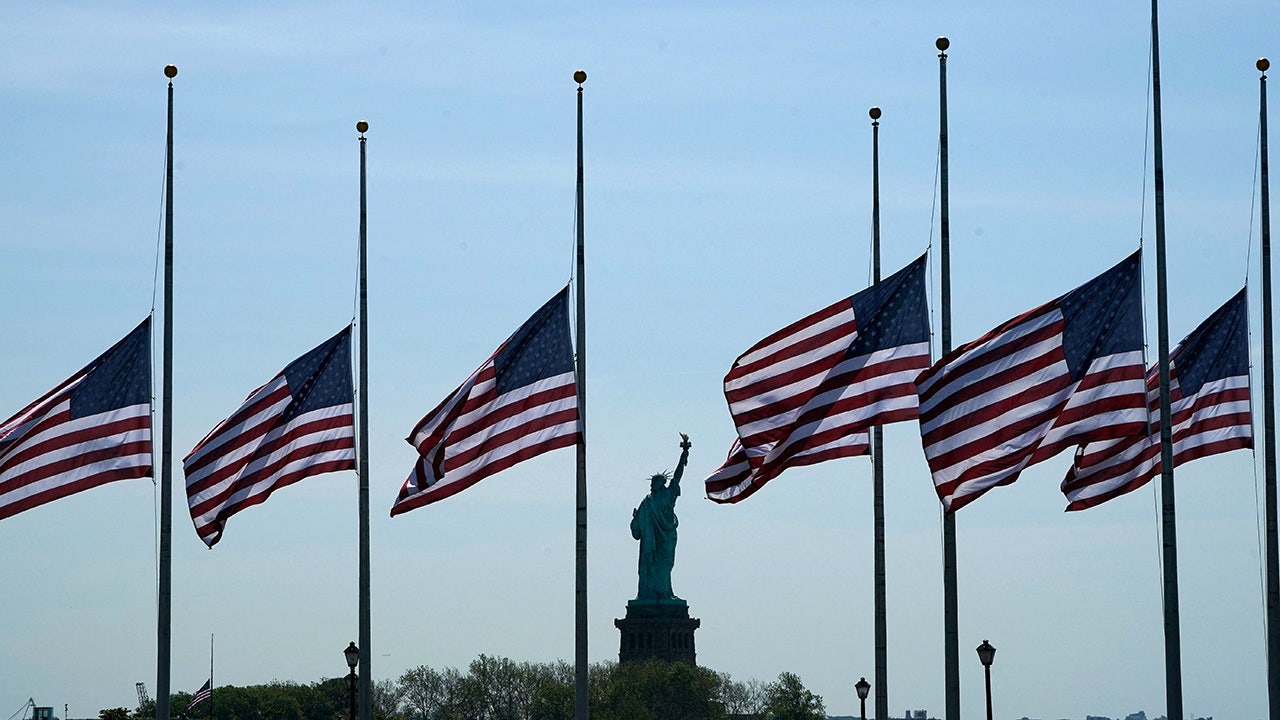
630 433 690 604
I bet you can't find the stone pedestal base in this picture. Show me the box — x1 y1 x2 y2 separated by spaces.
614 602 700 664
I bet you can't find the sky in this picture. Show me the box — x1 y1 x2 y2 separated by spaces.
0 1 1276 719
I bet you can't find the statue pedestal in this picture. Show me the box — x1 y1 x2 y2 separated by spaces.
614 601 700 664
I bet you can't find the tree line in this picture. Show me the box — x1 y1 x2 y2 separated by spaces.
108 655 826 720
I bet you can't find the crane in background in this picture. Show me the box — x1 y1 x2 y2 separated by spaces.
5 699 34 720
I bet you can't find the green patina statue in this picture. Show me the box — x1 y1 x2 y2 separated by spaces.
630 433 690 605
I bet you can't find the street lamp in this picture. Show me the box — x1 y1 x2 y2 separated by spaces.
976 640 996 720
344 641 359 720
854 677 871 720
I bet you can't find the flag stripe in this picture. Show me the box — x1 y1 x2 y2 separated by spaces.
916 304 1057 401
735 349 928 437
188 408 356 510
704 440 758 503
1064 366 1251 507
183 380 290 477
919 318 1064 431
186 405 353 495
393 427 580 515
1 407 150 491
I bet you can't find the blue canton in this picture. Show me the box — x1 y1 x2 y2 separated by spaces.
1058 251 1143 383
70 318 152 420
847 253 930 359
282 326 354 422
1173 288 1249 397
494 286 574 396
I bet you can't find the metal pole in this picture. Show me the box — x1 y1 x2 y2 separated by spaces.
1149 3 1183 719
356 120 372 720
983 665 992 720
868 105 889 720
573 69 590 720
1258 56 1280 720
157 62 177 720
347 670 357 720
936 36 961 720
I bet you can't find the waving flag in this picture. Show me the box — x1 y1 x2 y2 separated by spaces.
184 327 355 547
1062 288 1252 510
0 319 152 520
706 254 930 503
704 439 753 501
917 251 1147 512
391 286 579 515
187 679 212 711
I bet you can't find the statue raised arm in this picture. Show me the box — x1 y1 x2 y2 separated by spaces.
671 432 690 489
629 434 690 605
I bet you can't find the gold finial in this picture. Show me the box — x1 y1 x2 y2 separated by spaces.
164 65 178 78
356 120 369 134
936 36 950 52
574 69 587 85
869 106 882 121
1260 58 1271 73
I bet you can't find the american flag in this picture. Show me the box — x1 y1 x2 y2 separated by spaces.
706 255 930 503
0 319 152 521
187 679 212 711
1062 288 1252 510
184 326 355 547
391 286 579 515
917 251 1148 512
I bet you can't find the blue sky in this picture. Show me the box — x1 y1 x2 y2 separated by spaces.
1 2 1275 718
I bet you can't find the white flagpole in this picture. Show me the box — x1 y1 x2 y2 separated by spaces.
1148 2 1184 717
356 119 372 720
868 105 889 720
1256 56 1280 720
572 68 590 720
157 62 177 720
935 36 961 720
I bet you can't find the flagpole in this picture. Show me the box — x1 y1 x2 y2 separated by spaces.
1149 2 1184 718
868 105 889 720
158 62 177 720
208 633 214 720
1258 55 1280 720
572 69 590 720
935 36 961 720
356 119 372 720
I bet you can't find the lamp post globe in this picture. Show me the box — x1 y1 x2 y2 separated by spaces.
976 640 995 720
854 677 871 720
344 642 360 670
976 639 995 667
